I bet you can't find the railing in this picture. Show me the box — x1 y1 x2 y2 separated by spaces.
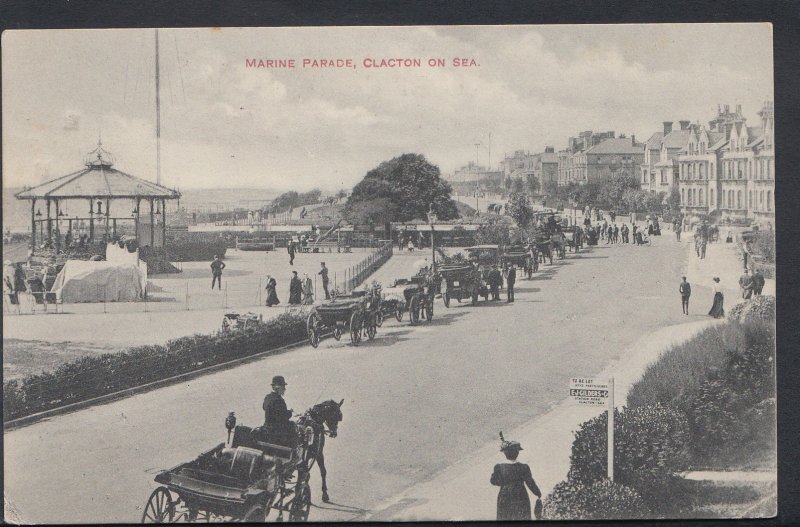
338 241 393 293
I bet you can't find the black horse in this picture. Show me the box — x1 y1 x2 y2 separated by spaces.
296 399 344 503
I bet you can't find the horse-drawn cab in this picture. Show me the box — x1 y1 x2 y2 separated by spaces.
501 244 528 268
306 287 381 347
562 225 583 253
142 401 344 523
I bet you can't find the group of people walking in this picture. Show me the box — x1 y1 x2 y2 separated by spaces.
210 255 332 307
678 271 763 319
589 221 648 246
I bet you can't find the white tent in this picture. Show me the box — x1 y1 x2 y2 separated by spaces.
52 260 146 303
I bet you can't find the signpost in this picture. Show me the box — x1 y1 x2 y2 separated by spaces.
570 376 615 481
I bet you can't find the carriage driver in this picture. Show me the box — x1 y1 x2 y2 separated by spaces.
262 375 296 448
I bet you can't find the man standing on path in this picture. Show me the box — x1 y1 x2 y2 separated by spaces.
506 264 516 303
679 276 691 315
674 220 681 241
210 255 225 290
287 240 296 266
753 269 766 296
739 268 754 299
319 262 330 300
489 265 501 301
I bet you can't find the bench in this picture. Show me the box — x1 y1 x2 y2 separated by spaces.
307 241 345 253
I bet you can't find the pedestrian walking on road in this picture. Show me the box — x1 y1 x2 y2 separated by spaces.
491 438 542 521
700 239 707 259
489 265 501 301
753 269 765 296
210 255 225 290
319 262 330 300
679 276 691 315
739 268 754 299
287 241 296 266
506 265 516 302
265 275 280 306
302 273 314 305
289 271 302 305
674 221 681 241
708 277 725 318
612 224 619 244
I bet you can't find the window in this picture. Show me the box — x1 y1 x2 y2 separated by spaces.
701 164 706 179
749 190 753 209
759 191 764 209
681 188 686 204
710 188 715 207
737 190 742 209
767 190 772 211
729 190 734 208
699 188 704 206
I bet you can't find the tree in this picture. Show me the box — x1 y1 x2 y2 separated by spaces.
506 192 535 230
344 153 459 223
511 177 525 194
474 216 516 246
526 173 541 195
598 172 639 210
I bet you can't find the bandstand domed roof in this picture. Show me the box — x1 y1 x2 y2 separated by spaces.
15 142 180 201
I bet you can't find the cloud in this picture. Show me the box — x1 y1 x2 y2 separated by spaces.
2 25 773 192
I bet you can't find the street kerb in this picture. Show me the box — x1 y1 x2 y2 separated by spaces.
363 318 719 521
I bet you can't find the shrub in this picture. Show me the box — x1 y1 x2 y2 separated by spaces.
626 323 745 410
543 479 649 520
3 312 307 421
568 404 691 486
728 296 776 323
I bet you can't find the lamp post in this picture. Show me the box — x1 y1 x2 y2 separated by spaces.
428 204 437 271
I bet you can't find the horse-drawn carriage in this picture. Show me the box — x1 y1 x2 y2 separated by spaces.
142 400 344 523
439 263 488 307
306 288 381 347
563 226 583 253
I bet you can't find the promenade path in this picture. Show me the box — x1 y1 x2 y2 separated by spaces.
5 233 695 523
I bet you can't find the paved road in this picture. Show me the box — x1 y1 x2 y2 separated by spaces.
3 235 690 523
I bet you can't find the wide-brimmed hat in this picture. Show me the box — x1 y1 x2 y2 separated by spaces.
271 375 287 387
500 440 523 452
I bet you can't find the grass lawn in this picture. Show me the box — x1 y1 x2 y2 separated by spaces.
3 338 121 382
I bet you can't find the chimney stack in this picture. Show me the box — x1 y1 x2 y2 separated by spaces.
724 122 734 137
736 104 742 115
725 104 730 113
679 120 690 130
663 121 673 135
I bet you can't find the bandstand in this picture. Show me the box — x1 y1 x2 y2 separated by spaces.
15 142 181 257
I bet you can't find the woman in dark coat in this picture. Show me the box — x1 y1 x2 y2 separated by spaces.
288 271 302 305
265 276 280 306
490 440 541 521
708 276 725 318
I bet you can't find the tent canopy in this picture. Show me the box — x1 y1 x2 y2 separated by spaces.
52 260 146 303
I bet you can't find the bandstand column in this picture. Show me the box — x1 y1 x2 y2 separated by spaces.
149 198 155 247
30 199 37 251
46 199 52 245
54 199 61 252
161 198 167 249
89 198 95 241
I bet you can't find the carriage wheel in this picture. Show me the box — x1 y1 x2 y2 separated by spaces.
375 311 384 328
471 288 479 306
442 292 450 308
366 322 377 340
409 296 420 325
425 299 433 322
350 312 362 345
186 509 211 522
332 325 342 341
395 305 404 322
306 312 320 348
141 487 175 523
289 483 312 522
242 504 266 522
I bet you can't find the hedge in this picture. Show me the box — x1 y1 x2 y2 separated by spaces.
3 311 307 421
627 319 776 467
543 479 648 520
568 404 691 487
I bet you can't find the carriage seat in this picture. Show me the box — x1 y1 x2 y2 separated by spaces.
217 446 276 484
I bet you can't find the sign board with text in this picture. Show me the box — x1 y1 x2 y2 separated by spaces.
569 378 610 406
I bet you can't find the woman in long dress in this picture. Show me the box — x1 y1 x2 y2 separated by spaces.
302 274 314 305
490 440 542 521
289 271 302 305
708 276 725 318
265 276 280 306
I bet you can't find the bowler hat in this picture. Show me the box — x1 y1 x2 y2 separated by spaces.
271 375 287 386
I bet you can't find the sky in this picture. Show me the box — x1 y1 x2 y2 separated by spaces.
2 24 773 193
